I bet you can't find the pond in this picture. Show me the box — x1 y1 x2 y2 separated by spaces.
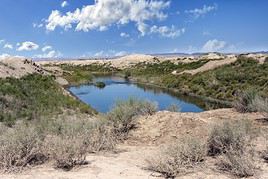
69 76 208 113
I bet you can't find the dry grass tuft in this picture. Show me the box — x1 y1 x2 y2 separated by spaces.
147 136 206 178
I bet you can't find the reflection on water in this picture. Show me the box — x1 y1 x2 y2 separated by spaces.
69 76 221 113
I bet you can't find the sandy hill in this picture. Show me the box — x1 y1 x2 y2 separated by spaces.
0 57 48 78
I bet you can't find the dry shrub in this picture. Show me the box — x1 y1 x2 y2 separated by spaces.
44 118 116 170
0 123 46 172
166 103 181 112
147 137 206 178
106 97 157 138
45 135 89 171
218 149 255 177
233 90 258 113
88 120 116 152
207 120 254 156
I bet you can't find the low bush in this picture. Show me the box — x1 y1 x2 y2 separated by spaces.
207 120 254 156
218 149 255 177
45 135 89 171
147 137 206 178
106 98 157 138
233 89 258 113
0 123 46 172
166 103 181 112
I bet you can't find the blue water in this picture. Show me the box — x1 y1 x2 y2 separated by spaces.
69 76 204 113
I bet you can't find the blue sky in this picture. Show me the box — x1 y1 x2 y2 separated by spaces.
0 0 267 58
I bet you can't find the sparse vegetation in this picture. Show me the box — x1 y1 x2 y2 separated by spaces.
147 136 206 178
0 123 46 172
207 120 254 156
166 103 181 112
106 97 157 138
218 149 255 177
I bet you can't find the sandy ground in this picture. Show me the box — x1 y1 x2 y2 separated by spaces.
177 56 238 75
0 57 49 78
1 109 268 179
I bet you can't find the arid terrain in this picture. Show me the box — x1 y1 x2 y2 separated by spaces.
0 53 268 179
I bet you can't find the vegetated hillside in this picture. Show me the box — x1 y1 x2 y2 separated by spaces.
125 56 268 102
0 74 94 126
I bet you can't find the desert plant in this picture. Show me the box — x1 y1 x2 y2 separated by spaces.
147 137 206 178
233 90 258 113
207 120 254 156
218 148 255 177
106 97 157 137
45 135 89 171
166 103 181 112
0 123 46 171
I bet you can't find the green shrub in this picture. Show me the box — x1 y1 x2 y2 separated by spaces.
106 98 157 138
147 136 206 178
0 74 95 125
94 81 106 89
207 120 254 156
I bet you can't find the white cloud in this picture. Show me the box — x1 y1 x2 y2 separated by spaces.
35 50 62 58
0 53 10 59
33 23 44 28
115 51 127 56
202 39 226 52
3 43 13 49
94 50 128 57
0 39 4 44
150 25 185 38
17 41 39 51
185 4 217 19
42 45 52 52
120 32 130 38
46 0 170 35
61 1 68 8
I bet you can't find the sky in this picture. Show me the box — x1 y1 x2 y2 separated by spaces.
0 0 268 58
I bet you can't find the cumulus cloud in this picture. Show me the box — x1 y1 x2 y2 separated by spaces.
150 25 185 38
185 4 217 19
61 1 68 8
0 39 4 44
202 39 226 52
35 50 62 58
3 43 13 49
46 0 170 35
0 53 10 59
17 41 39 51
120 32 130 38
42 45 52 52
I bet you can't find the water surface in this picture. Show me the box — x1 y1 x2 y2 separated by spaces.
69 76 205 113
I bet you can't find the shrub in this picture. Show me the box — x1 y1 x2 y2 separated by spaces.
207 120 254 156
43 117 116 170
166 103 181 112
218 149 255 177
45 135 89 171
147 137 206 178
94 81 106 89
106 98 157 138
0 123 46 172
233 90 258 113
